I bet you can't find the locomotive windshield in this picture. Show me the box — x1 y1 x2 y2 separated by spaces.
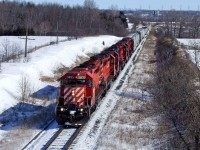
61 79 85 86
67 79 86 85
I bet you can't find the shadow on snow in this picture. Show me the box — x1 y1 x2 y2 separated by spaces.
32 85 59 101
0 103 45 130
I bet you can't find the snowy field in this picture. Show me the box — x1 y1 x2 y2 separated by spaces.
0 32 199 149
177 38 200 68
0 22 136 150
0 35 121 147
0 35 120 113
0 36 68 55
126 18 134 32
177 38 200 46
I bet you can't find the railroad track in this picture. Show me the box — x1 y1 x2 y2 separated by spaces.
22 119 83 150
42 126 83 150
22 119 56 150
42 125 83 150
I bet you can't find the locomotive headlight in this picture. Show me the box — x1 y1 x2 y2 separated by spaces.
72 90 75 96
60 107 64 112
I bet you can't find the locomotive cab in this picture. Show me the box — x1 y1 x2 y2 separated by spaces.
55 70 94 125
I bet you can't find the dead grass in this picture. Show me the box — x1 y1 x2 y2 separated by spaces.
71 55 90 68
52 52 95 81
53 64 70 79
148 59 157 64
0 128 37 150
40 76 55 82
155 124 172 136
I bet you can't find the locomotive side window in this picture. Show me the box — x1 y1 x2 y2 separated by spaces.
61 80 67 86
87 80 92 88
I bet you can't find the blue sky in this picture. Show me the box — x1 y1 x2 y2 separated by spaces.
17 0 200 10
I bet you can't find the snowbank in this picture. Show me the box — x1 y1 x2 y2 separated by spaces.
177 38 200 46
177 38 200 68
0 35 121 114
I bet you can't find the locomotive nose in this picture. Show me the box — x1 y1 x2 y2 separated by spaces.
63 86 85 106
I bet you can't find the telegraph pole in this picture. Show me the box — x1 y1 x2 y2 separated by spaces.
19 23 35 58
56 21 59 44
25 23 28 57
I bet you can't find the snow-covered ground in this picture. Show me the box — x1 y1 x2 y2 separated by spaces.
1 32 199 149
178 38 200 68
0 35 121 147
70 36 199 150
126 17 134 32
0 35 120 113
69 31 152 150
177 38 200 46
0 36 68 55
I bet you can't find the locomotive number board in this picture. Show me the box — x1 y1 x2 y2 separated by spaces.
78 76 86 79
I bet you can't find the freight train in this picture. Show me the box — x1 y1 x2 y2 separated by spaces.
55 26 150 125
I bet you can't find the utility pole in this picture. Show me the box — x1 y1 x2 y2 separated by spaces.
56 21 59 44
25 23 28 57
19 23 35 58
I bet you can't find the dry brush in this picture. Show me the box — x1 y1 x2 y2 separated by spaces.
152 33 200 149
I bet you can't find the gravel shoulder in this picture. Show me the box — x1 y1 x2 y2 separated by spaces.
95 32 159 150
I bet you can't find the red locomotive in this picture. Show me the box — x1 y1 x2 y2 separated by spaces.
55 27 149 125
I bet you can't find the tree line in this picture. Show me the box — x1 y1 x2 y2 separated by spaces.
128 10 200 38
159 11 200 38
152 30 200 149
0 0 128 37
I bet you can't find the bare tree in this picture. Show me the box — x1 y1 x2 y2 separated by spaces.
193 44 200 69
10 42 21 62
2 38 10 62
84 0 96 9
0 1 127 36
18 74 32 108
153 34 200 149
39 20 51 35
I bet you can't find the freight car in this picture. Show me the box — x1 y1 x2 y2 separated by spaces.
126 33 140 50
55 27 149 125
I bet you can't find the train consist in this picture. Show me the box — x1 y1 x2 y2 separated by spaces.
55 26 149 125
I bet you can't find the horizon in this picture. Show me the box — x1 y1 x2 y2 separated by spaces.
4 0 200 11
